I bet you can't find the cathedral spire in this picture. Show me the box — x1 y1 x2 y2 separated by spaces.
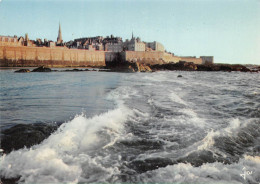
57 22 63 44
132 31 134 39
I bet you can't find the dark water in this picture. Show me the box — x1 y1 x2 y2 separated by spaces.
0 69 259 183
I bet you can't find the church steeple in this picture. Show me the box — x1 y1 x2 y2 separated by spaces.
132 31 134 39
57 22 63 44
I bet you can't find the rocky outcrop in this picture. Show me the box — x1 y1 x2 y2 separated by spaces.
31 66 52 72
14 69 30 73
12 62 257 73
105 61 152 73
151 62 254 72
64 68 85 72
135 62 152 72
251 66 260 72
1 123 60 154
199 64 251 72
151 62 197 71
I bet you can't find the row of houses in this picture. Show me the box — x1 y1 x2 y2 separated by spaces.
66 34 165 53
0 34 165 53
0 24 213 65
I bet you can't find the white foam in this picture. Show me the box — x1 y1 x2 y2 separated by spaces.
177 108 207 128
198 130 219 151
106 86 138 103
196 118 248 152
223 118 244 135
0 104 132 183
169 92 187 106
141 155 260 183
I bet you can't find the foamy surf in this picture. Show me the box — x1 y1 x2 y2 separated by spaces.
1 70 259 183
140 155 260 184
0 103 133 183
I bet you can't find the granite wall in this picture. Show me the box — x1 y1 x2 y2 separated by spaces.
0 46 105 67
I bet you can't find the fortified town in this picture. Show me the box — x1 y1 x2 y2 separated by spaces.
0 23 213 67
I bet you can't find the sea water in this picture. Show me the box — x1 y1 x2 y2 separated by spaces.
0 69 259 183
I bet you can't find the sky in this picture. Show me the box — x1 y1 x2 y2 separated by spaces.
0 0 259 64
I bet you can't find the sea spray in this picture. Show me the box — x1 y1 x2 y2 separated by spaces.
1 70 259 183
0 103 133 183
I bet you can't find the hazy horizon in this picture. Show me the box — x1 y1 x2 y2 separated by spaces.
0 0 259 65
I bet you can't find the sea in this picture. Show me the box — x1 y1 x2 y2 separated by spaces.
0 69 259 184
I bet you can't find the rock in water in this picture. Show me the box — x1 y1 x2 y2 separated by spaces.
14 69 30 73
1 123 60 154
135 62 152 72
32 66 52 72
177 75 182 77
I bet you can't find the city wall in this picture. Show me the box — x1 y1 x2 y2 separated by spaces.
179 57 203 65
118 51 202 64
0 46 105 67
124 51 165 64
0 45 204 67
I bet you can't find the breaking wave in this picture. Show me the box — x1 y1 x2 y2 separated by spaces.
0 70 259 183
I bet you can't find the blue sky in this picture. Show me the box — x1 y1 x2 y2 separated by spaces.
0 0 259 64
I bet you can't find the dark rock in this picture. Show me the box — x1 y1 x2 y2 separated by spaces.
14 69 30 73
177 75 182 78
197 64 251 72
106 60 252 73
97 69 110 72
177 150 232 167
219 65 232 72
31 66 51 72
105 61 138 73
239 66 251 72
64 68 84 72
1 123 60 154
197 64 215 71
128 157 176 173
72 68 84 71
150 61 197 71
1 177 21 184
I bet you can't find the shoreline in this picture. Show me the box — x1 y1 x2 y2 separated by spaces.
1 62 259 73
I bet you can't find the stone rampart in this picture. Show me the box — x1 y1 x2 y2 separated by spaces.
0 46 105 67
122 51 203 65
124 51 164 64
0 45 205 67
179 57 203 64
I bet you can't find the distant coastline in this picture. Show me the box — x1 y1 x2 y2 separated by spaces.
11 62 260 73
0 24 215 68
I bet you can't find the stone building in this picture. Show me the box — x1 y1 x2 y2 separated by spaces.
24 34 36 47
200 56 214 64
67 35 123 52
105 42 123 52
0 35 20 46
146 41 165 52
0 24 214 67
125 34 145 52
103 35 123 52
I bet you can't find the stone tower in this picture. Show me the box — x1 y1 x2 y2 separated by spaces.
57 23 63 44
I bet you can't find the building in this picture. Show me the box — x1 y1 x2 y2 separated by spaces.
0 35 20 46
0 24 214 67
105 42 123 52
24 33 36 47
200 56 214 64
146 41 165 52
125 34 146 52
